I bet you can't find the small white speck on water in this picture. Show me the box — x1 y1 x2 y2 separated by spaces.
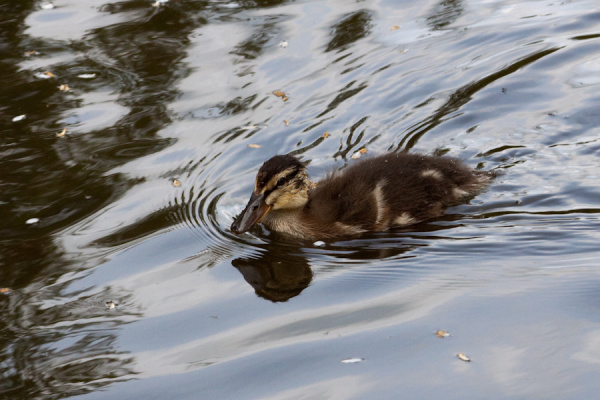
341 358 364 364
12 115 26 122
26 218 40 225
313 241 326 247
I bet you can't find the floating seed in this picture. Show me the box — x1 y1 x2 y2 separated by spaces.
435 330 450 338
351 148 367 160
323 131 329 138
58 84 70 92
284 120 289 126
57 128 67 138
391 25 400 31
282 96 288 101
26 218 40 225
105 300 116 310
12 115 26 122
35 71 54 79
341 358 364 364
273 90 285 97
248 144 261 148
457 353 470 362
172 179 181 187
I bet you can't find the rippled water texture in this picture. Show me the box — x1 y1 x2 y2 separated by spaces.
2 0 600 398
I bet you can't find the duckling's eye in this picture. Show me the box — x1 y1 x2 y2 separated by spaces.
277 177 285 186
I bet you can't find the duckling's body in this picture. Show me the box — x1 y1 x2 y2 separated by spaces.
231 153 492 240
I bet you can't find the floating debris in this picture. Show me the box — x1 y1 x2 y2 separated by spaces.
457 353 471 362
313 240 325 247
272 90 288 101
24 50 40 57
248 144 261 148
172 179 181 187
41 2 55 9
278 40 288 48
323 131 329 138
351 148 367 159
0 288 14 296
240 125 257 130
35 71 55 79
26 218 40 225
58 84 70 92
77 73 96 79
341 358 364 364
152 0 169 6
435 330 450 338
390 25 400 31
105 300 117 310
12 115 26 122
284 120 289 126
56 128 67 138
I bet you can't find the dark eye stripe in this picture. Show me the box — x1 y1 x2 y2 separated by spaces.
264 168 300 197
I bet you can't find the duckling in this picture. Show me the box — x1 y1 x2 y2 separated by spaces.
231 153 492 240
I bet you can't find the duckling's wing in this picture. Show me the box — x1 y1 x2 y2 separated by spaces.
307 153 491 234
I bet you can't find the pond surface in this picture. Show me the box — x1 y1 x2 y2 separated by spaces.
2 0 600 398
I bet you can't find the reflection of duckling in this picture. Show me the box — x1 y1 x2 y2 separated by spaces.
231 153 493 240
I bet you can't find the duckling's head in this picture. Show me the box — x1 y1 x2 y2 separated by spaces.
231 154 310 234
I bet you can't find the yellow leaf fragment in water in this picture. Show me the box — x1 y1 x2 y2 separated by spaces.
58 84 70 92
391 25 400 31
105 300 116 310
248 144 261 148
273 90 285 97
457 353 470 362
359 148 367 154
284 120 289 126
0 288 14 295
43 71 56 78
172 179 181 187
57 128 67 138
323 131 329 138
435 330 450 338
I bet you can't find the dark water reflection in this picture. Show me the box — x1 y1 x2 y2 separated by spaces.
2 0 600 398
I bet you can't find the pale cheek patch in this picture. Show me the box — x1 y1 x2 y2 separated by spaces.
420 169 443 180
394 213 416 226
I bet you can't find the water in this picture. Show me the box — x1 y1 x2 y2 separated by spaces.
1 0 600 398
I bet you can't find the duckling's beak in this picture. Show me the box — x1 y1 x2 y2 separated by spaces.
231 192 272 234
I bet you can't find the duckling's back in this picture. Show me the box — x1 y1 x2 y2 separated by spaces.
305 153 491 237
